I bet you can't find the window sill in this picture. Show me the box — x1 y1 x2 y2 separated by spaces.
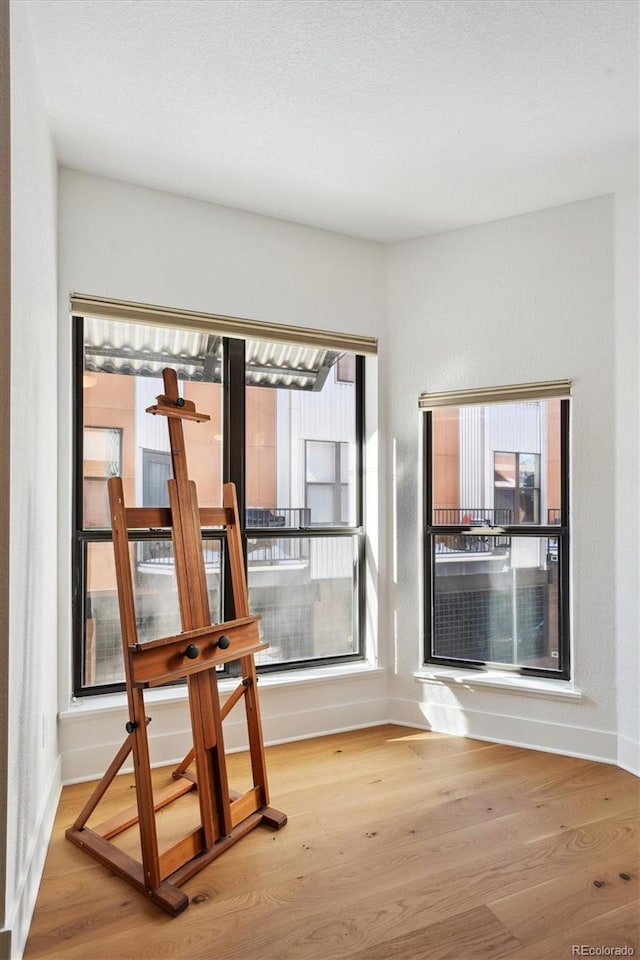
413 667 582 702
61 661 384 720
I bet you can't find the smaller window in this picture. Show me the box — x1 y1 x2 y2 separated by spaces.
422 390 570 679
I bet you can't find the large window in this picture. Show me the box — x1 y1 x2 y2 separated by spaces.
421 384 570 678
73 316 365 695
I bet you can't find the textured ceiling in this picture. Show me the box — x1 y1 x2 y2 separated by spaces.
25 0 638 241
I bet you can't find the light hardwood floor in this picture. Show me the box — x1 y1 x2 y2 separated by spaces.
25 725 639 960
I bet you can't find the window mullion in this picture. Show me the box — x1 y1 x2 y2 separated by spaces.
223 337 246 623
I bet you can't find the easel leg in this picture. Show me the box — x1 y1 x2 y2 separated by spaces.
130 688 162 890
72 733 134 830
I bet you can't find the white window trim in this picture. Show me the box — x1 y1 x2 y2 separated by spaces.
413 667 582 701
62 661 385 719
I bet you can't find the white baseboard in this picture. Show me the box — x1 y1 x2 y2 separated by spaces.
388 697 619 765
8 756 61 960
60 690 635 785
61 695 390 784
262 696 390 747
617 734 640 777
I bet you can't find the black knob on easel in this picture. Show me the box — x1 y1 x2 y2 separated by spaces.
184 643 200 659
125 721 137 734
176 397 186 408
217 635 231 650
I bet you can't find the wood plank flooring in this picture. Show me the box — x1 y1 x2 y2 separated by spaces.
24 725 639 960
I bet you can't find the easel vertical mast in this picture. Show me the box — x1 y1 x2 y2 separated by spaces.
162 369 231 845
66 367 286 916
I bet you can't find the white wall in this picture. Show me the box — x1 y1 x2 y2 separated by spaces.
57 169 388 779
57 176 639 780
0 3 9 955
614 180 640 775
7 2 60 956
385 196 632 763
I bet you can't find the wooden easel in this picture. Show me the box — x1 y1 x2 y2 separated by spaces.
66 368 286 916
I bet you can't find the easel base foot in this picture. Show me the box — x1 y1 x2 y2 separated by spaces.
66 803 288 916
66 827 189 917
261 806 287 830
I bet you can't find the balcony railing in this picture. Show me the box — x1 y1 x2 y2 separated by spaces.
138 541 221 568
246 507 311 529
245 507 311 565
247 537 309 565
433 508 513 526
433 508 512 556
138 507 312 571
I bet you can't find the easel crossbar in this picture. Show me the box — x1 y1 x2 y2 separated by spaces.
93 777 196 840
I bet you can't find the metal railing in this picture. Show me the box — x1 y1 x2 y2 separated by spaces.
433 508 513 527
433 507 512 556
246 537 309 565
246 507 311 529
138 541 222 568
434 535 511 556
137 505 312 570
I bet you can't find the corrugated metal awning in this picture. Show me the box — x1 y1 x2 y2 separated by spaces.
84 317 341 391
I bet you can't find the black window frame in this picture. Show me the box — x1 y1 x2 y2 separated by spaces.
72 316 366 696
423 398 570 680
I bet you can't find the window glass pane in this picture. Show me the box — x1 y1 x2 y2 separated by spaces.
494 488 515 522
432 536 560 671
306 441 336 482
340 484 349 523
142 450 171 507
340 442 349 483
432 401 559 527
248 536 357 665
84 426 121 477
519 453 538 488
494 452 516 488
83 427 122 527
245 341 357 528
83 480 111 529
83 318 223 528
83 539 222 686
519 488 539 524
307 484 336 526
336 354 356 383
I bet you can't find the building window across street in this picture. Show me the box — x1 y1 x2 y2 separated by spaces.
73 313 366 695
420 382 570 678
305 440 350 525
494 451 541 524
